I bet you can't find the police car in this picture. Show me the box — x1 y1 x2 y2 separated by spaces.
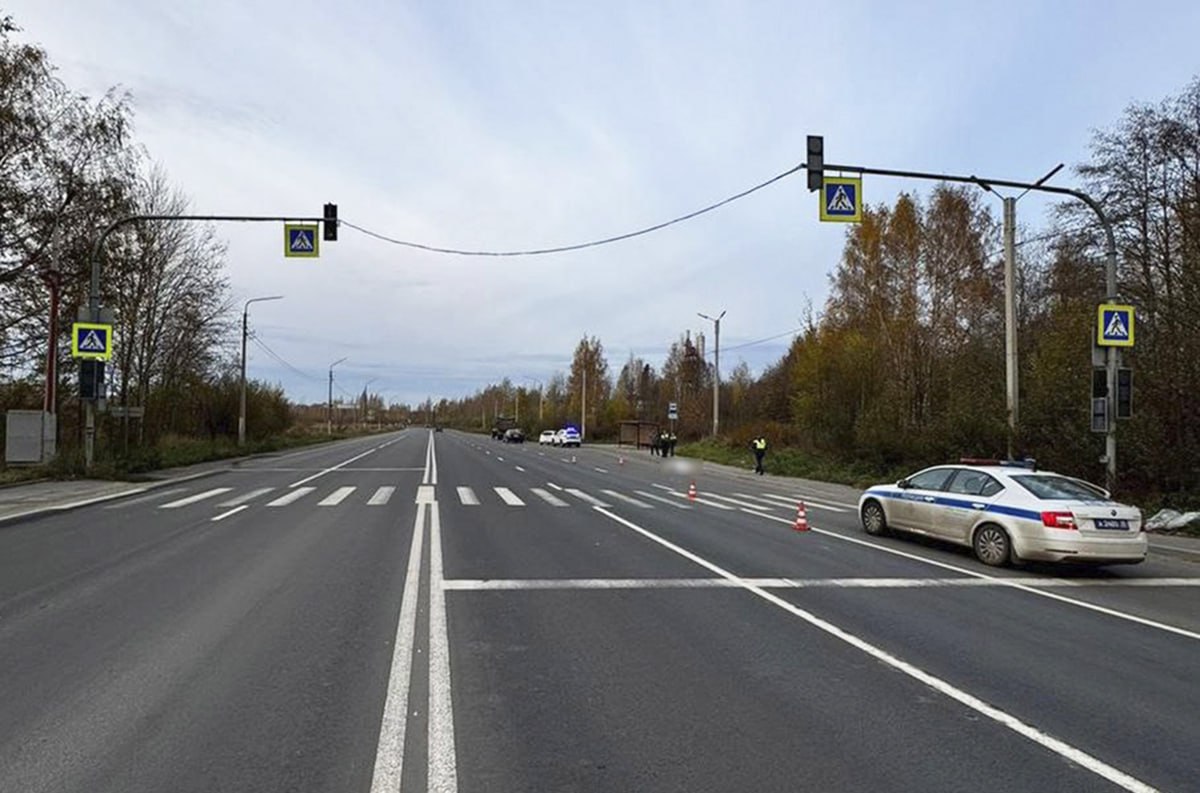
857 459 1146 567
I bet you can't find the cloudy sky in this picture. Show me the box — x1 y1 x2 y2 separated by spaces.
8 1 1200 406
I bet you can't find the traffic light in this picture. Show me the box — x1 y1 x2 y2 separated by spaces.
1117 367 1132 419
807 135 824 191
323 202 338 242
80 360 105 400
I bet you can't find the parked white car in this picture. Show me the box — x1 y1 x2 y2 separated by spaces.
538 430 556 445
857 459 1146 567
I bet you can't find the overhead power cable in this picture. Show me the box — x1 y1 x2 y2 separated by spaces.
250 335 323 382
340 163 805 257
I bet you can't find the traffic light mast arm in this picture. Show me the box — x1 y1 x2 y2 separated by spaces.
87 213 327 316
821 161 1116 297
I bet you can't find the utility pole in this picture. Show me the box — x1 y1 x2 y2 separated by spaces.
328 357 347 434
976 165 1062 460
698 309 725 437
582 366 587 441
1003 197 1018 458
239 295 283 446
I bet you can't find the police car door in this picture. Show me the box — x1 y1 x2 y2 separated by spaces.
893 468 956 533
940 469 1003 543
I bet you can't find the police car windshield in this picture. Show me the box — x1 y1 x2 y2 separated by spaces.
1012 475 1110 501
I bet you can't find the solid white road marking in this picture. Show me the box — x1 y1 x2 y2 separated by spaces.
635 490 692 510
546 481 564 491
456 487 479 506
530 488 569 507
217 487 275 507
319 486 357 506
369 502 426 792
755 511 1200 642
368 486 396 506
159 488 233 509
290 447 378 488
210 505 248 522
428 502 458 792
565 488 610 507
442 576 1200 591
266 487 315 507
593 507 1156 793
494 487 525 506
601 490 652 508
416 485 436 504
594 467 609 473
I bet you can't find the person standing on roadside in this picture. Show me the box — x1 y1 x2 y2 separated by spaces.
650 431 660 457
668 430 677 457
752 436 767 475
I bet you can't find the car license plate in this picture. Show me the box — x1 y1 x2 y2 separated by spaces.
1094 519 1129 530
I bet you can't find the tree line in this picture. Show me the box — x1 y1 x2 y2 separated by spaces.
435 76 1200 502
0 16 290 466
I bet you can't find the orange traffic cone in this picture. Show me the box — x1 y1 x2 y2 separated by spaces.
793 501 810 532
688 482 697 501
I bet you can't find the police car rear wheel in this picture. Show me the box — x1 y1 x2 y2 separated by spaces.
973 525 1010 567
861 500 888 536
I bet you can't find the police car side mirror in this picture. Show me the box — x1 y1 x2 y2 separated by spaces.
896 479 910 489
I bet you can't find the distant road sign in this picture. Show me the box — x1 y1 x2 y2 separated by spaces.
1097 304 1134 347
819 176 862 223
285 223 320 258
668 402 678 421
71 322 113 360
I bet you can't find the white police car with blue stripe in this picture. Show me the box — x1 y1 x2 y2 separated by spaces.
858 459 1146 567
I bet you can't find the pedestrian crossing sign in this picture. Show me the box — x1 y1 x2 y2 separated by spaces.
71 322 113 360
284 223 320 258
819 176 862 223
1097 304 1135 347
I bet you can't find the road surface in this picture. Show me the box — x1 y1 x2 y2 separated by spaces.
1 429 1197 792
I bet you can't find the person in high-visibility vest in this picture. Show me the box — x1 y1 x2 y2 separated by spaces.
751 436 767 475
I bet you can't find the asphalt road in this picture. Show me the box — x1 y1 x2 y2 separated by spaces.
1 429 1197 792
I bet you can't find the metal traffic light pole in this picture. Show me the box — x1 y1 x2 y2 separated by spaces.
85 210 335 469
807 146 1120 491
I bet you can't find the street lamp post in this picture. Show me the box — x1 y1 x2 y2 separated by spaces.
328 357 348 435
698 309 726 437
239 295 283 447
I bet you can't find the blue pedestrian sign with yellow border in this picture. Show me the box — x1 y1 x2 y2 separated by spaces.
71 322 113 361
284 223 320 258
1097 304 1135 347
819 176 862 223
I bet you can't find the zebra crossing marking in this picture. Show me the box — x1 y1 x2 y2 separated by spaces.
531 488 569 507
494 487 525 506
267 487 316 507
601 490 652 508
368 486 396 505
160 488 233 509
217 487 276 507
319 486 357 506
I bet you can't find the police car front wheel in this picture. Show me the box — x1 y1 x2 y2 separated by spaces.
973 524 1011 567
861 500 888 536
